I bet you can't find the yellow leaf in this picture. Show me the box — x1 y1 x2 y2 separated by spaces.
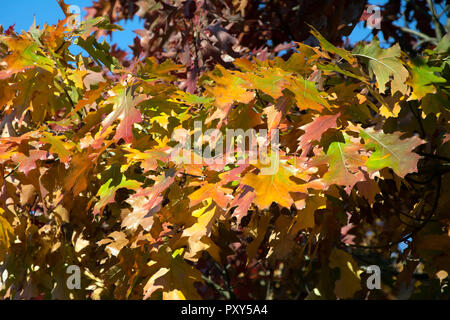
0 209 13 260
163 289 186 300
329 248 363 299
290 194 326 234
241 161 323 209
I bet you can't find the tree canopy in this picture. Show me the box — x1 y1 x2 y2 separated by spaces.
0 0 449 300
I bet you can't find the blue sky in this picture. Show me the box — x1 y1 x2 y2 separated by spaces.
0 0 396 53
0 0 446 55
0 0 142 52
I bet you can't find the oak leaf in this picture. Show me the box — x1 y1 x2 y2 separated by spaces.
353 38 408 94
359 127 424 177
241 161 322 209
0 209 13 260
298 113 340 154
101 85 146 143
316 134 368 191
329 248 363 299
92 175 140 216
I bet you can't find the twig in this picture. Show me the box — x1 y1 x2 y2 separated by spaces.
427 0 443 40
400 27 437 45
255 90 268 108
417 151 450 162
3 164 20 180
342 175 442 250
405 174 435 185
408 102 426 138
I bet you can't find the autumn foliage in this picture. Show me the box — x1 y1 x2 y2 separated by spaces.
0 1 449 300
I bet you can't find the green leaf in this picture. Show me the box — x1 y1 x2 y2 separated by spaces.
93 175 140 216
435 33 450 54
353 37 408 94
319 134 367 190
309 26 355 64
407 57 447 100
75 35 120 71
359 127 424 177
422 91 449 114
74 16 124 39
317 63 367 83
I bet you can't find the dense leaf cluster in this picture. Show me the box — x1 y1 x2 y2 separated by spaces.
0 2 449 299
